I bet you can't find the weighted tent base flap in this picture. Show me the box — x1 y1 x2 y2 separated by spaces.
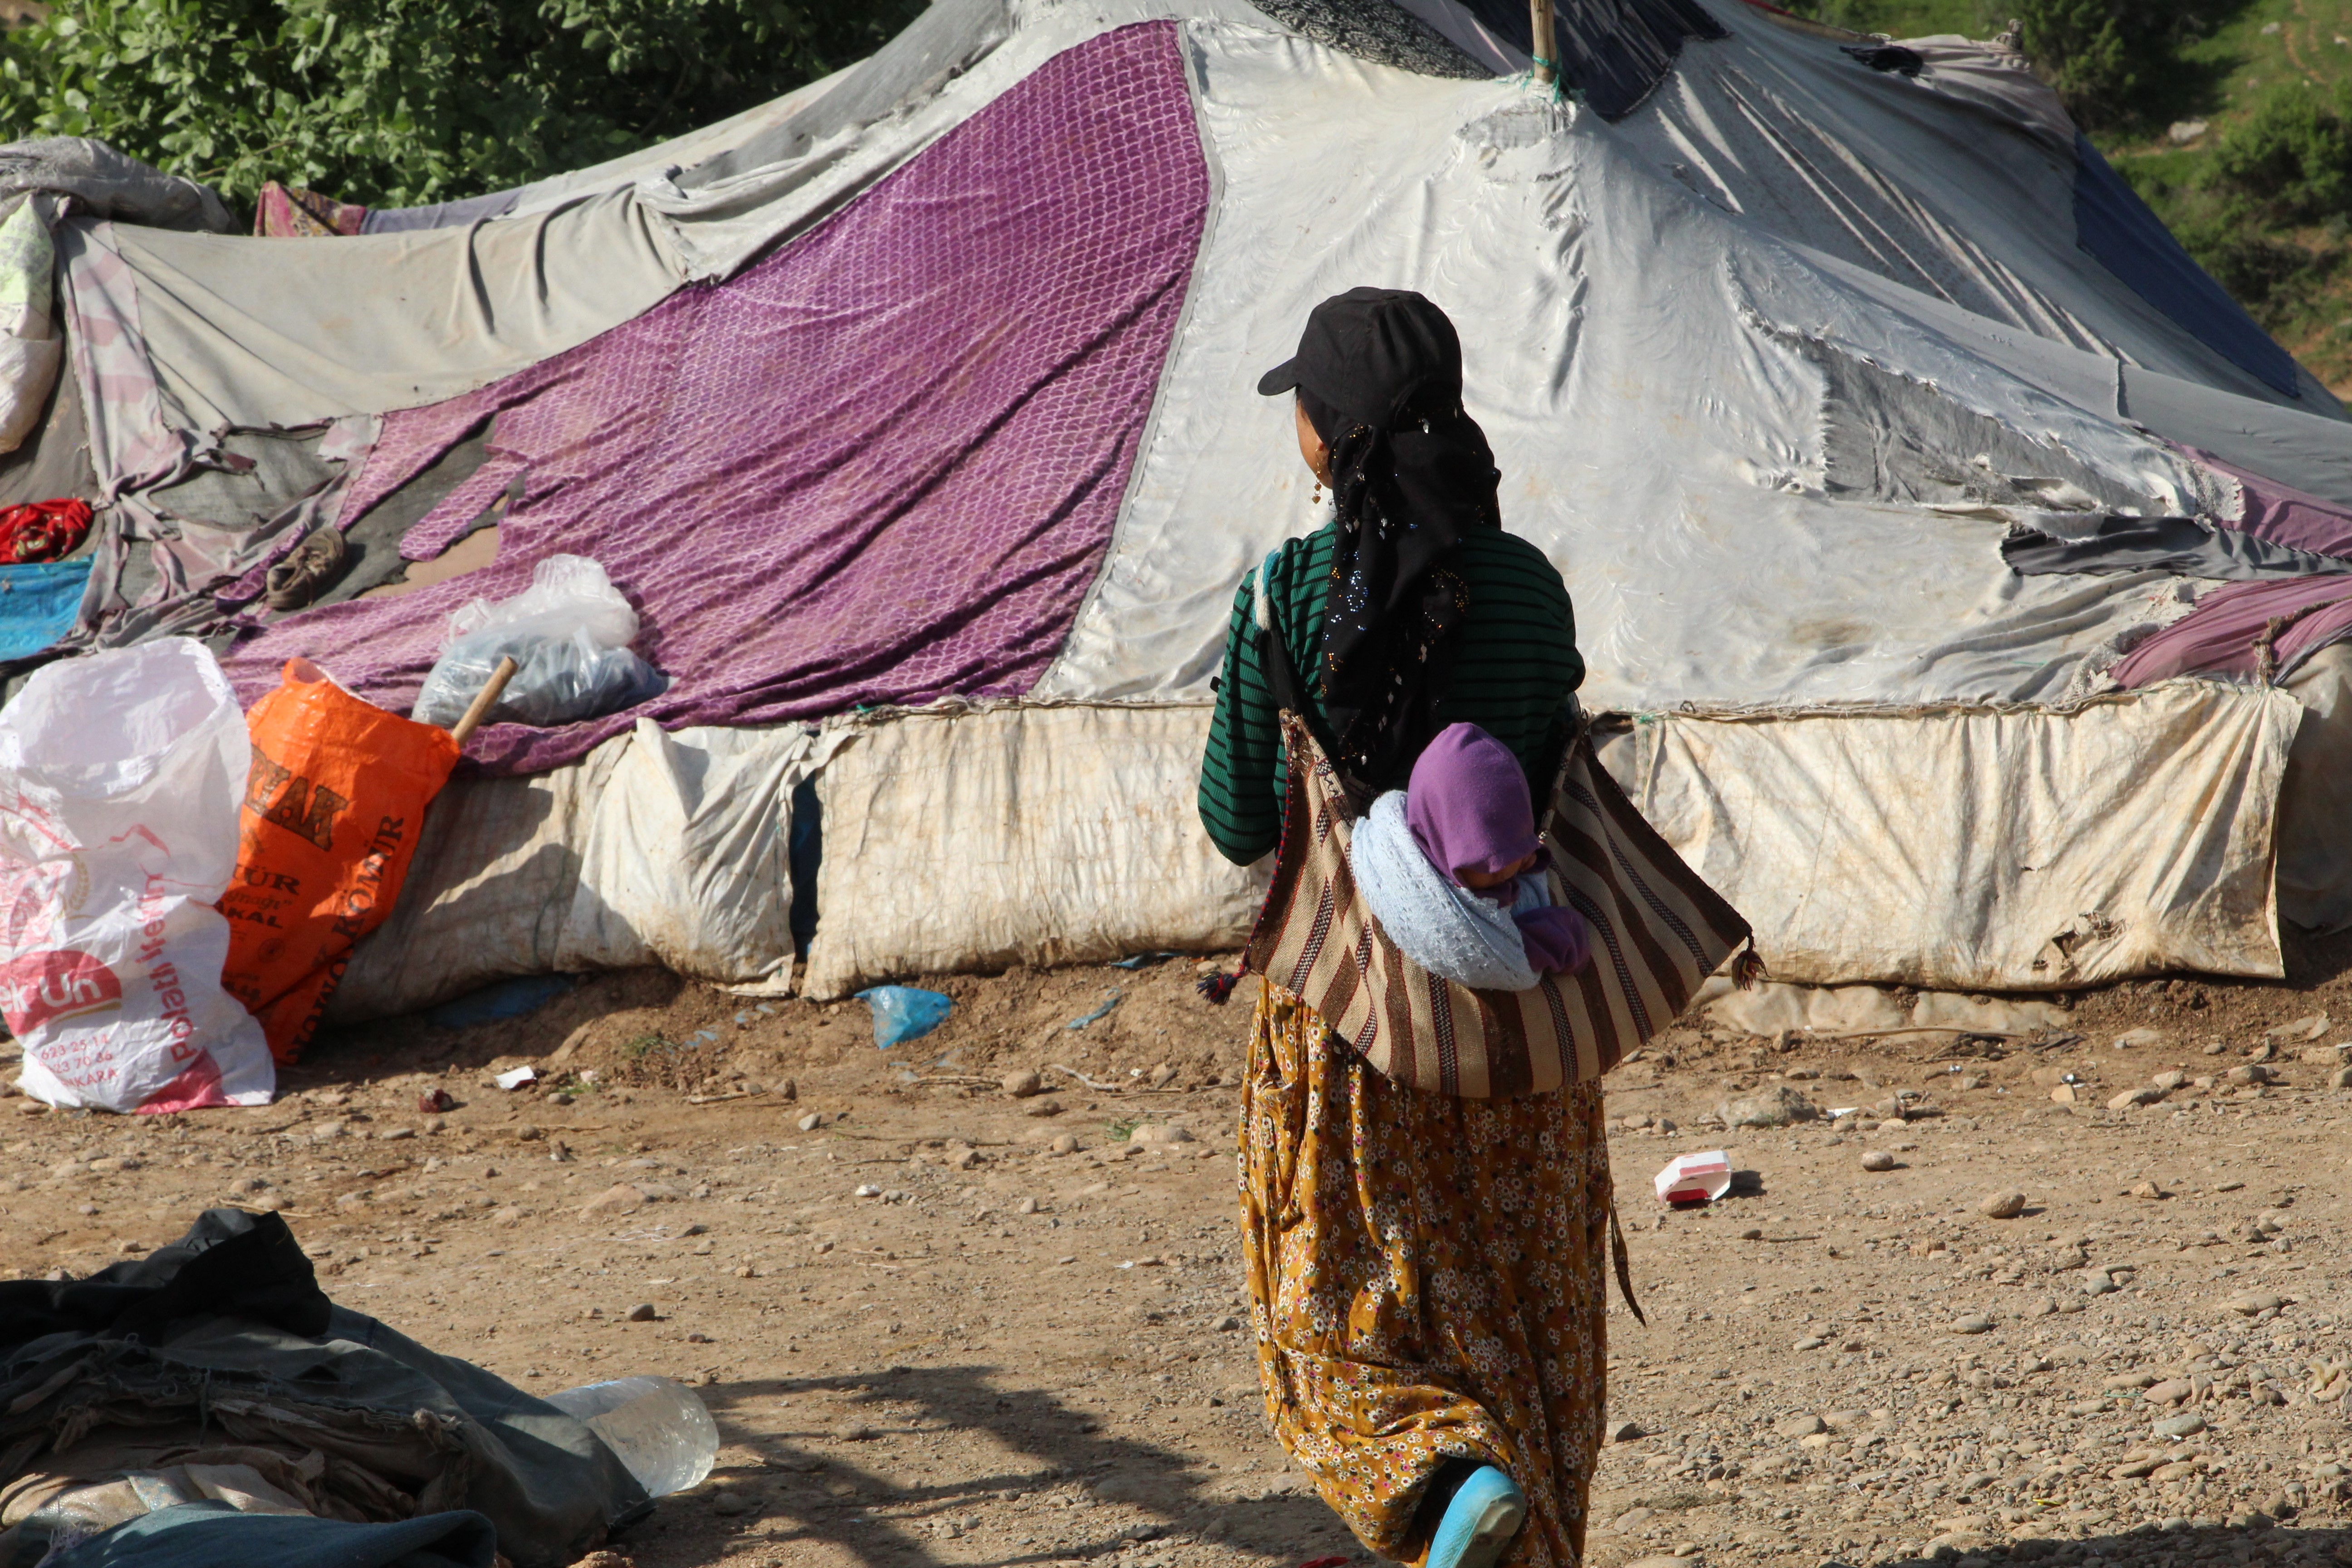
327 702 1266 1023
796 702 1269 1000
332 685 2314 1029
1596 681 2304 992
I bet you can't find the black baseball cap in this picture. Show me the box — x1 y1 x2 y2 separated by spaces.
1256 287 1464 431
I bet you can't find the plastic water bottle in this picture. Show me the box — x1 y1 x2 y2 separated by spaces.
546 1375 719 1496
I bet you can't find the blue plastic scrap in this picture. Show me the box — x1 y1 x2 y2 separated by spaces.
858 985 953 1049
1065 989 1123 1030
424 973 576 1030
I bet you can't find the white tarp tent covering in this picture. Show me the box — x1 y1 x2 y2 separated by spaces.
13 0 2352 1014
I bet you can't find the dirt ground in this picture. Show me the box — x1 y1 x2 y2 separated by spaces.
5 943 2352 1568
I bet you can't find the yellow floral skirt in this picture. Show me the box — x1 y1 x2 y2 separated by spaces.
1238 980 1613 1568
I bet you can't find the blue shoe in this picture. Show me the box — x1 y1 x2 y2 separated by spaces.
1427 1464 1526 1568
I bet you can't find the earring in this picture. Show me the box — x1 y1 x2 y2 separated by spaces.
1311 482 1323 505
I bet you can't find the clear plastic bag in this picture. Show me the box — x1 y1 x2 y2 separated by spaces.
412 555 666 729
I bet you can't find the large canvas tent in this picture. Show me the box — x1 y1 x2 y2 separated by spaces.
6 0 2352 1019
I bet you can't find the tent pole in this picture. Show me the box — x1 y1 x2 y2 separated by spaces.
1528 0 1557 84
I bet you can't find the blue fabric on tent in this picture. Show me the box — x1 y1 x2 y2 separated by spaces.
1445 0 1726 118
359 191 520 235
0 559 91 662
47 1503 497 1568
2072 133 2303 399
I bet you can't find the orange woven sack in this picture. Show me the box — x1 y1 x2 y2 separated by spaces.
219 659 461 1063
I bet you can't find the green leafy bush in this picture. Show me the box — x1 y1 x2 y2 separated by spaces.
2211 82 2352 224
2009 0 2212 131
0 0 923 216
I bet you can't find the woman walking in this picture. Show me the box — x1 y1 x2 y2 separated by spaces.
1198 289 1607 1568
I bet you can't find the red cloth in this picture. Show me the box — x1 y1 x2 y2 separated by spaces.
0 499 90 563
253 181 368 238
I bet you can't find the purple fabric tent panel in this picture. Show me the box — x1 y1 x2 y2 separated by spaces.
2189 446 2352 561
2112 575 2352 688
222 22 1209 774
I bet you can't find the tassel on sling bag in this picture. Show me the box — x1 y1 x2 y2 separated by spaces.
1240 554 1757 1099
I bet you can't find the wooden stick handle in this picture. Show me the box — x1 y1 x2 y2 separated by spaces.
1528 0 1557 83
448 656 519 745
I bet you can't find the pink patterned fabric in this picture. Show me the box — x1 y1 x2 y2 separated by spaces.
2190 446 2352 561
2112 574 2352 688
222 23 1209 774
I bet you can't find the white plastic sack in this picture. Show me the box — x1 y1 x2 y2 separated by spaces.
412 554 666 729
0 197 60 456
0 639 273 1111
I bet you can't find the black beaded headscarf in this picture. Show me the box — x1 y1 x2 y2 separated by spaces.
1261 289 1502 789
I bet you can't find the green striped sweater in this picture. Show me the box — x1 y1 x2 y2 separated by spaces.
1197 522 1585 866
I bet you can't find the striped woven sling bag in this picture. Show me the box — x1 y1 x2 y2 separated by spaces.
1239 556 1758 1100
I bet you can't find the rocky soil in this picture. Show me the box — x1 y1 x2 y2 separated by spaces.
3 949 2351 1568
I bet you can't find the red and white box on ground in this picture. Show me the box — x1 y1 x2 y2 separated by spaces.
1654 1150 1732 1207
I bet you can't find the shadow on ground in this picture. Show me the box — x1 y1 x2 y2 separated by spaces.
619 1363 1352 1567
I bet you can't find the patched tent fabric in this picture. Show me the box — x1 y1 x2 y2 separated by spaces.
3 0 2351 1011
220 22 1213 773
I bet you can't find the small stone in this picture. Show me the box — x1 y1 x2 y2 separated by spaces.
583 1183 647 1215
2111 1028 2172 1051
2107 1087 2162 1110
2128 1180 2166 1199
2153 1412 2206 1438
2048 1084 2077 1104
1953 1314 1994 1335
1607 1420 1646 1443
376 1126 416 1142
1016 1196 1039 1215
2223 1291 2286 1316
2225 1063 2275 1086
1002 1070 1044 1098
773 1078 797 1101
1739 1227 1763 1240
514 1125 543 1142
946 1144 981 1171
1146 1063 1178 1088
711 1490 750 1516
2334 1065 2352 1089
627 1302 658 1322
1721 1085 1819 1128
1792 1336 1826 1351
2264 1012 2329 1044
2151 1069 2188 1091
1049 1134 1078 1155
1129 1123 1195 1146
1859 1150 1896 1171
2142 1378 2193 1406
797 1112 826 1132
1978 1191 2026 1219
1023 1098 1064 1118
854 1183 882 1198
227 1177 267 1196
1776 1414 1827 1437
1215 1315 1242 1332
